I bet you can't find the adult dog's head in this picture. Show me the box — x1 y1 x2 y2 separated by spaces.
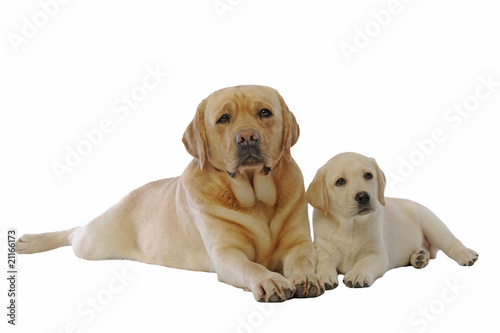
183 85 299 177
306 152 386 219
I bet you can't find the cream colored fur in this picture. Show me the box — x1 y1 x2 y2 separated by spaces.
306 152 478 289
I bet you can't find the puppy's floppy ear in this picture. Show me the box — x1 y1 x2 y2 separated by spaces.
371 158 386 206
182 99 208 170
306 168 328 216
277 92 300 150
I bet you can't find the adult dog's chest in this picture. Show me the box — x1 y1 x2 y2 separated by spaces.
236 202 288 269
192 166 296 270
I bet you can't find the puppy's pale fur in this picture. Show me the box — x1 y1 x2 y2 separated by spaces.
16 85 322 302
306 152 478 289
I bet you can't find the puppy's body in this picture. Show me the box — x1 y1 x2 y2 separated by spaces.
307 152 478 289
16 85 322 302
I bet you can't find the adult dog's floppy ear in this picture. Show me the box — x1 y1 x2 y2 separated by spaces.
371 158 386 206
277 92 299 150
306 168 328 216
182 99 208 170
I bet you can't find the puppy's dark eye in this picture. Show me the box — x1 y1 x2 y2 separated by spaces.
336 178 346 186
217 114 230 124
259 109 272 118
364 173 373 180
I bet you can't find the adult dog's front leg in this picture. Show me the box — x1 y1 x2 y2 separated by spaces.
213 248 296 302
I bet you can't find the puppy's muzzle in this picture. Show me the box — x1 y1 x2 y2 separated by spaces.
355 191 371 205
355 191 372 215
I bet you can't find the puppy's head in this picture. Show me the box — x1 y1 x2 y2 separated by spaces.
182 85 299 176
306 152 386 218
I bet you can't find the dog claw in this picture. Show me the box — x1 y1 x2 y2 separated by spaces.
325 282 338 290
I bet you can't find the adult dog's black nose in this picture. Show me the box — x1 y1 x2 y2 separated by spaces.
355 191 371 205
236 129 260 146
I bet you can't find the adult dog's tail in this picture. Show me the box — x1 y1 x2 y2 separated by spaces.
16 227 79 254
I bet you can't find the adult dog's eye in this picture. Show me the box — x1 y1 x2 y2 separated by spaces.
364 173 373 180
217 114 230 124
336 178 346 186
259 109 272 118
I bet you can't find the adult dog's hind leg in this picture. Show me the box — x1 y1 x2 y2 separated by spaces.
69 213 141 261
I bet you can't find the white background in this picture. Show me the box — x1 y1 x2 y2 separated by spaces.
1 0 499 332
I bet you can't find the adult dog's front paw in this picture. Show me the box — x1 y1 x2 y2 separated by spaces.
289 273 325 298
252 273 296 302
343 270 375 288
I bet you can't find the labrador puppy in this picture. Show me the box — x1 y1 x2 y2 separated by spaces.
306 152 478 289
16 85 323 302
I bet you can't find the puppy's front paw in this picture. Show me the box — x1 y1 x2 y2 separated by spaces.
289 273 324 298
252 273 296 302
455 247 478 266
318 272 339 291
343 270 375 288
410 248 430 269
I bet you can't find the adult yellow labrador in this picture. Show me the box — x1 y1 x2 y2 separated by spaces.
16 85 323 302
306 152 478 290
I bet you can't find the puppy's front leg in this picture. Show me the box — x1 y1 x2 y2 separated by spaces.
315 245 340 290
281 241 324 298
212 248 296 302
343 254 389 288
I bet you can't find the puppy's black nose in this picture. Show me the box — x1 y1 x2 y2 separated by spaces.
355 191 371 205
236 129 260 146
